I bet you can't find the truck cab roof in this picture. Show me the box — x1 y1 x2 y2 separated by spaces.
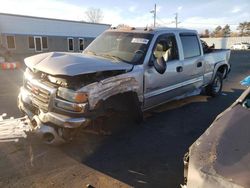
108 27 197 35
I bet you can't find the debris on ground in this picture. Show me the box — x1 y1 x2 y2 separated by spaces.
0 114 31 142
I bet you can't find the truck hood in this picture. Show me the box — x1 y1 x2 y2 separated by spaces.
24 52 133 76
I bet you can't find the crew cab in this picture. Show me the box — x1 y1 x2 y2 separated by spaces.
18 27 231 144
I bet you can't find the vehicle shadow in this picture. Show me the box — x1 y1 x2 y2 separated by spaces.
60 88 244 188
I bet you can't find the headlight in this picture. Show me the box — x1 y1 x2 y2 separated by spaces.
55 99 87 112
24 68 33 80
57 87 88 103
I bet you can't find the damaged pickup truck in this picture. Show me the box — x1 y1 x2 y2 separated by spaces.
18 27 231 144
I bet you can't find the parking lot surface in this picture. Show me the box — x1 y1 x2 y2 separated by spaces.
0 51 249 187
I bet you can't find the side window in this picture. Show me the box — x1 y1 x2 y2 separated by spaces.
180 34 201 59
153 34 179 62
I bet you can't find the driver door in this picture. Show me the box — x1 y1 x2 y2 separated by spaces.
144 34 185 109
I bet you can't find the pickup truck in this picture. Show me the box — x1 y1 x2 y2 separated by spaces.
18 27 231 144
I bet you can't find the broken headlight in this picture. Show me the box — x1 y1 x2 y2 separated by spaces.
24 68 33 80
55 99 86 112
57 87 88 103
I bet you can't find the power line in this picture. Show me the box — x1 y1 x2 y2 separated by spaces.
182 22 239 26
156 16 173 26
150 5 240 28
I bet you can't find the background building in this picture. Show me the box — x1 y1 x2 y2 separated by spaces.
0 13 110 62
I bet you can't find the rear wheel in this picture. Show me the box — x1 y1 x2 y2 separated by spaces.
205 72 223 97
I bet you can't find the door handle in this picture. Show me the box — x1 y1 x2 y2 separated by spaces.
176 66 183 72
197 62 202 67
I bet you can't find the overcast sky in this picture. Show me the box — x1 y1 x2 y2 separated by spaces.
0 0 249 32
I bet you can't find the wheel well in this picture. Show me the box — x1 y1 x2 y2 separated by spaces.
217 65 228 78
94 92 141 113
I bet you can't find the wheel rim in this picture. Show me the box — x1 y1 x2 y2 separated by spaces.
212 77 221 93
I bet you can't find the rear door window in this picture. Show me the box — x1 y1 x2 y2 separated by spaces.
180 34 201 59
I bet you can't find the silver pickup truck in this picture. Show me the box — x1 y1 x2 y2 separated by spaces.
18 27 231 144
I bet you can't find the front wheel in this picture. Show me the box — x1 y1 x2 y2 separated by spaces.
205 72 223 97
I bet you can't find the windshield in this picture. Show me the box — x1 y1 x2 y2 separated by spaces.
83 31 153 65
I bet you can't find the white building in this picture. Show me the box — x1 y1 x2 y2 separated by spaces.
0 13 110 61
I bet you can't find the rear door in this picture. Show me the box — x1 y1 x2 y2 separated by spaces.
178 33 204 92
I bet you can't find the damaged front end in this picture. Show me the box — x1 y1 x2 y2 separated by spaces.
18 65 141 144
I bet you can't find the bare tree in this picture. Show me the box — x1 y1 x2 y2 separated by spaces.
85 8 103 23
116 24 131 29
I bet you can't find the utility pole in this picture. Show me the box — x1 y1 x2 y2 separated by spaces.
175 13 178 28
150 4 156 27
174 13 181 28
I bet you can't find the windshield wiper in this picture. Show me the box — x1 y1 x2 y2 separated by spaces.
84 50 97 56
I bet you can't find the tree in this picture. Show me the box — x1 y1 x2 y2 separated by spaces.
116 24 131 29
222 24 231 37
199 29 210 38
237 22 250 36
212 26 223 37
230 32 239 37
204 29 210 37
248 22 250 36
85 8 103 23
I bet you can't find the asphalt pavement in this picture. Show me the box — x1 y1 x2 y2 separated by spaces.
0 51 249 188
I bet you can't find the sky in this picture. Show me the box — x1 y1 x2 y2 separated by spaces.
0 0 249 32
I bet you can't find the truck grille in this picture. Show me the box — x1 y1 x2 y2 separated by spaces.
25 81 51 112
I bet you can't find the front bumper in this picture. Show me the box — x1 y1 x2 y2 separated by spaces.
18 90 89 128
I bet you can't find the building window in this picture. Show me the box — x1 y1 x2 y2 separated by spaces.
28 36 35 49
34 36 42 52
6 36 15 49
28 36 48 50
79 38 84 51
67 38 74 51
42 37 48 49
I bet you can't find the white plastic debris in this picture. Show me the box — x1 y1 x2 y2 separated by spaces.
0 114 31 142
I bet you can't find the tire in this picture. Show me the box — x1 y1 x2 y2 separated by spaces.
132 105 143 124
128 98 144 124
205 72 223 97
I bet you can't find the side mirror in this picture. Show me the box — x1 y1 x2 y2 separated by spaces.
153 56 167 74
